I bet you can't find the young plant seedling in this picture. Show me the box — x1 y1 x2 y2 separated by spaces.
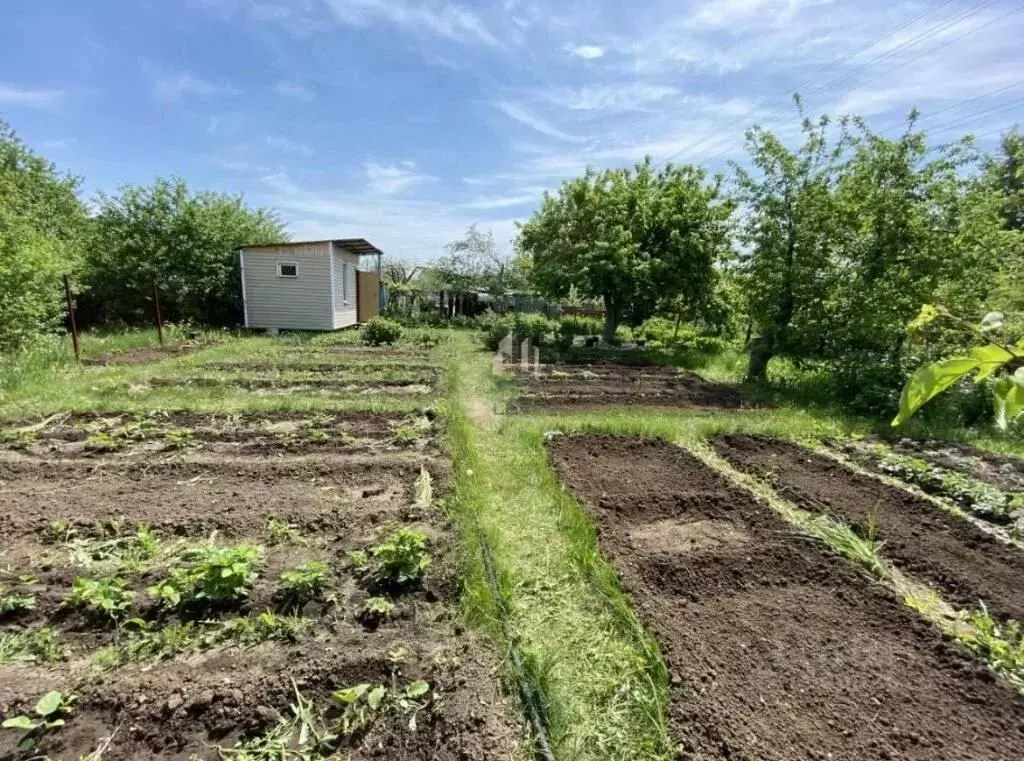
149 543 264 609
368 528 431 588
0 585 36 617
84 431 126 453
358 597 394 627
162 427 195 450
2 691 75 750
392 424 422 447
278 560 330 605
0 628 63 666
264 517 301 546
65 577 135 621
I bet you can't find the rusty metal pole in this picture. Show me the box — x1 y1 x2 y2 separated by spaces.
153 281 164 346
63 274 80 361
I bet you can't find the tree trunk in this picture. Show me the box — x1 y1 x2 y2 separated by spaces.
602 295 619 344
745 333 775 383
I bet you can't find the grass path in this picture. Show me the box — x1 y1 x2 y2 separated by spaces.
443 334 673 761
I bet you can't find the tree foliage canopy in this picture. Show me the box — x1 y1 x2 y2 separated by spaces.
83 178 285 325
518 158 734 341
0 120 88 350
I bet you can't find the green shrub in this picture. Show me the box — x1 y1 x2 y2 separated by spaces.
65 577 134 620
361 317 403 345
479 312 559 351
279 560 330 603
367 529 431 587
637 318 729 353
149 544 263 608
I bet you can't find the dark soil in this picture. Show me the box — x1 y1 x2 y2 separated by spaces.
0 410 437 458
513 364 747 411
0 455 448 540
144 377 434 395
0 631 520 761
713 434 1024 622
203 362 440 375
318 346 433 359
548 434 1024 761
888 438 1024 493
82 344 203 366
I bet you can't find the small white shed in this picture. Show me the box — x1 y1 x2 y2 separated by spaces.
239 239 382 331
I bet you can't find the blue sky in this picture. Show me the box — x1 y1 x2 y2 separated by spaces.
2 0 1023 260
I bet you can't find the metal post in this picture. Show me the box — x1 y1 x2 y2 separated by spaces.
63 274 80 361
153 281 164 346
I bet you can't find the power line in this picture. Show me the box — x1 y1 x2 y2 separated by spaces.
924 99 1024 137
696 1 1022 165
662 0 964 165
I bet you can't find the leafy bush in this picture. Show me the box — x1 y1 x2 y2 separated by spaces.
366 529 431 587
65 577 134 620
361 317 403 346
279 560 330 603
479 311 559 352
636 318 729 353
149 544 264 608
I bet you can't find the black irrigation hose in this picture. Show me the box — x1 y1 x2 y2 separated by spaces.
476 522 557 761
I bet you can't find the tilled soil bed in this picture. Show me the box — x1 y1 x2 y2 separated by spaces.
0 410 437 458
713 434 1024 622
142 377 434 396
548 434 1024 761
885 437 1024 493
82 344 203 366
513 364 746 411
0 451 521 760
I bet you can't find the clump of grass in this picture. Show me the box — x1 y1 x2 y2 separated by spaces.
0 428 35 449
0 628 64 666
162 427 195 450
392 424 422 446
959 605 1024 690
84 431 126 453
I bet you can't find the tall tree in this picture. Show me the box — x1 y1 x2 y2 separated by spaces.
733 112 841 381
84 178 284 325
0 119 87 349
436 225 525 295
519 158 734 342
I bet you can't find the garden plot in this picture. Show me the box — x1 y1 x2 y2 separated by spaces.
0 450 520 760
714 435 1024 623
82 344 203 367
827 438 1024 535
512 362 745 411
201 362 441 380
548 434 1024 761
136 376 435 397
0 411 438 458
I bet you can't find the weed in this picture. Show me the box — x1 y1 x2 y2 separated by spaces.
211 612 312 646
392 424 421 446
333 679 431 735
0 428 35 448
346 549 369 570
2 690 74 751
0 585 36 616
366 528 430 588
149 543 264 609
307 428 331 443
65 577 135 620
0 628 63 666
44 520 75 544
960 605 1024 688
278 560 330 604
264 517 301 546
358 597 394 627
84 431 126 453
386 646 411 664
163 427 195 450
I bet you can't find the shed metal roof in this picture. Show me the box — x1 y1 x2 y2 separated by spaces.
242 238 384 256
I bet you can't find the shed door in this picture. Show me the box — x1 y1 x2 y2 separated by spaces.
357 270 379 322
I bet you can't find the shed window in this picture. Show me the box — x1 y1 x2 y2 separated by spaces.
277 262 298 278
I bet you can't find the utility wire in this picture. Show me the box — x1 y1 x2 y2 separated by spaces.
662 0 963 165
924 99 1024 137
696 1 1022 165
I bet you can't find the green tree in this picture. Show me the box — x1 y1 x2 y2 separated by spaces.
436 225 526 296
518 158 734 342
0 119 87 349
84 178 284 325
733 112 840 381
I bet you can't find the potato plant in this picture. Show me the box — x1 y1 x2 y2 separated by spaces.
64 577 134 620
149 543 264 609
278 560 330 603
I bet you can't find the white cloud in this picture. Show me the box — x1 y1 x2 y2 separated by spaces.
567 44 605 59
266 135 315 157
496 101 586 142
546 83 679 113
459 188 545 210
364 161 436 194
324 0 500 47
150 69 239 101
0 84 64 108
272 80 315 100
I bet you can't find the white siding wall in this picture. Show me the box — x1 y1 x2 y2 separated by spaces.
242 243 333 330
332 246 360 328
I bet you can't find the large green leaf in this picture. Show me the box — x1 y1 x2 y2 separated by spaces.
972 344 1016 382
34 691 64 717
1006 379 1024 428
892 358 980 427
994 376 1014 430
2 716 38 730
